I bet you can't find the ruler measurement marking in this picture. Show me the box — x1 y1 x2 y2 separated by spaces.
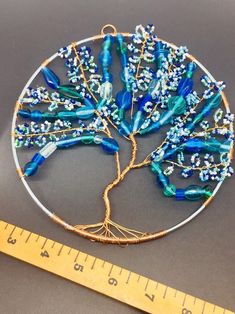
91 258 97 270
126 271 131 284
163 286 168 299
137 275 141 282
213 304 216 312
57 245 64 256
35 235 40 242
174 289 177 297
108 264 114 277
144 279 149 291
51 241 56 248
25 232 32 243
4 223 8 230
182 293 187 306
41 238 47 250
68 247 72 255
119 268 123 275
156 282 159 290
20 229 24 236
74 251 80 262
9 226 16 237
201 300 206 313
84 254 88 262
102 260 106 268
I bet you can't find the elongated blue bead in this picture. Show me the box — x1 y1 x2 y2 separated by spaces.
57 111 77 120
41 67 60 89
167 96 186 114
56 137 82 148
116 90 132 110
177 77 193 97
186 93 222 130
118 120 131 136
101 138 119 154
183 138 204 153
18 109 31 119
131 110 144 132
31 110 43 122
24 161 39 177
76 106 94 120
184 185 212 201
157 173 169 188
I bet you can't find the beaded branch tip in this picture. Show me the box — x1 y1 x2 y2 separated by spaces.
12 24 234 244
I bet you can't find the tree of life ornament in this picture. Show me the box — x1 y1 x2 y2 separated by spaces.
12 24 234 244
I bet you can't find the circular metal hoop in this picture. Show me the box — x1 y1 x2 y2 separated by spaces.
11 28 234 244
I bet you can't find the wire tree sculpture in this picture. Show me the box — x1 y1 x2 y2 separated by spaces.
12 24 234 244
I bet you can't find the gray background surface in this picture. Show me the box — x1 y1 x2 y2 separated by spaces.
0 0 235 313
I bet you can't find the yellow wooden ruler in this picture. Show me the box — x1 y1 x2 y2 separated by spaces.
0 220 233 314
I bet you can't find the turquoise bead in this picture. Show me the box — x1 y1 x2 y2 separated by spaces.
76 106 95 120
24 161 38 177
101 138 119 154
150 162 162 175
184 185 212 201
57 111 77 120
81 135 94 144
18 109 31 119
167 96 186 115
118 120 131 136
41 67 60 89
57 85 83 100
131 111 144 132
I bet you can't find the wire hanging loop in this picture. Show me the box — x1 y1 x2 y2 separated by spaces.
101 24 118 36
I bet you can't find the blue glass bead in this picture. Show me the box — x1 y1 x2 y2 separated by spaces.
167 96 186 115
81 135 94 144
186 62 197 72
56 137 82 148
175 189 185 200
163 184 176 197
32 153 45 165
116 90 132 110
76 106 95 120
118 120 131 136
31 110 42 122
150 162 162 174
96 98 107 111
183 138 204 152
99 50 112 66
157 173 169 188
131 111 144 132
41 67 60 89
186 93 222 131
139 121 160 135
177 78 193 97
57 85 83 100
138 93 152 111
184 185 212 201
57 111 77 120
24 161 38 177
18 109 31 119
42 112 57 121
101 138 119 154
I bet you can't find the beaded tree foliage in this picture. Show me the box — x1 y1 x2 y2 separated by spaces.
12 24 234 244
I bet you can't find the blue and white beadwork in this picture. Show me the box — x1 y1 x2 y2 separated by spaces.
14 24 234 204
